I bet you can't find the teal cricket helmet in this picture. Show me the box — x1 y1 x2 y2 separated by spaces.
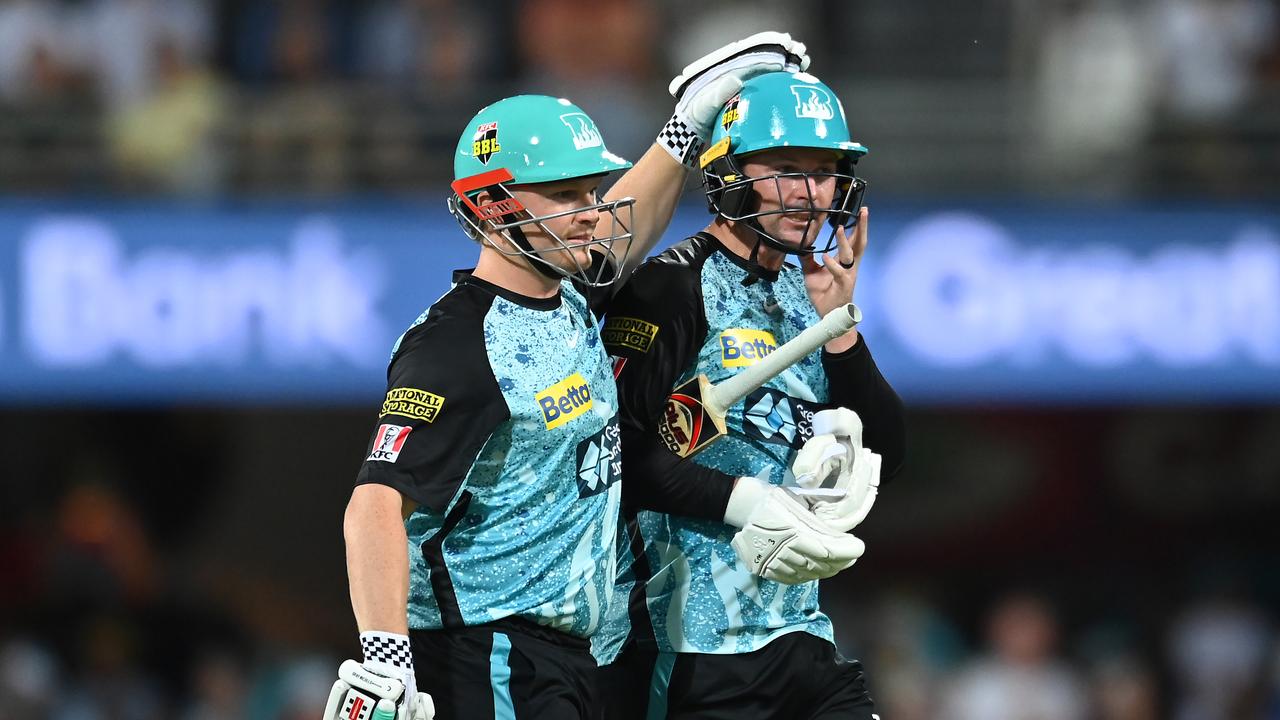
700 71 868 255
452 95 632 187
447 95 637 288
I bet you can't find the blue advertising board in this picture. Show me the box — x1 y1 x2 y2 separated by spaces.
1 199 1277 406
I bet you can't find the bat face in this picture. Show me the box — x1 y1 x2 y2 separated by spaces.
657 375 727 459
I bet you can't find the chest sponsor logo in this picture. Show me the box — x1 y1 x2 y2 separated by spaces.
367 423 412 462
602 316 658 353
720 328 778 368
742 387 821 449
576 415 621 498
380 387 445 422
472 121 500 164
536 372 593 429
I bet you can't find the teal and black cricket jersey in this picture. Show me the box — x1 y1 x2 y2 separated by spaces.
598 233 906 657
355 269 622 640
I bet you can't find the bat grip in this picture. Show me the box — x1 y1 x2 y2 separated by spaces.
706 303 861 417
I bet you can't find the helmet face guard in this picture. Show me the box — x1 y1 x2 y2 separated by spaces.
449 168 636 288
702 152 867 256
699 71 869 256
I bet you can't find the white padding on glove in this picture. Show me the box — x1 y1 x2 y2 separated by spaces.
324 659 435 720
659 31 810 166
726 476 865 585
792 408 881 533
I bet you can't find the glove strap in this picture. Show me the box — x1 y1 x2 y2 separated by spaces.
657 113 703 168
361 631 414 670
360 630 417 706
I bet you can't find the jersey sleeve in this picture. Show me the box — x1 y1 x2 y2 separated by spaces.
354 298 509 512
822 336 907 482
604 261 739 521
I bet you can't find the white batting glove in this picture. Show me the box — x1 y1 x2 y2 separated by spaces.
725 476 864 584
658 31 810 167
792 408 881 533
323 633 434 720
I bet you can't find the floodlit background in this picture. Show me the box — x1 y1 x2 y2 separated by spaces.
2 1 1279 718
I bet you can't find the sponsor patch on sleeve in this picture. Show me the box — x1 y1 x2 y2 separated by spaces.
602 317 659 353
367 424 413 462
380 387 445 422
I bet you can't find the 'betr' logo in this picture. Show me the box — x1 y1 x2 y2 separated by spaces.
473 121 500 164
721 94 741 130
791 85 835 121
560 113 603 151
536 372 594 429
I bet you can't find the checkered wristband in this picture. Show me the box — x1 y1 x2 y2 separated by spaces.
360 631 414 671
657 113 704 168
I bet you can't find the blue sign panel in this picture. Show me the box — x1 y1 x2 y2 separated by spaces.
1 200 1277 405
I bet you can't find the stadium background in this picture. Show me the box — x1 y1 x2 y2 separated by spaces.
2 1 1279 718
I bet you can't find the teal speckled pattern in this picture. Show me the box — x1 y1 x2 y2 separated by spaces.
640 251 835 654
404 281 622 639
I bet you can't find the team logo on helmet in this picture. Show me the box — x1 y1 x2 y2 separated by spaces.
560 112 603 151
472 121 500 164
790 85 835 121
721 94 742 131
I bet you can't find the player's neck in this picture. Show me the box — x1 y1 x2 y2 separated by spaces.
706 218 786 271
473 245 562 299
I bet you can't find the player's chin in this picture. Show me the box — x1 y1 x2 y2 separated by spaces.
551 244 595 271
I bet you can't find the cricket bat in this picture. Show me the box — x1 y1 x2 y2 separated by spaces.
657 303 862 458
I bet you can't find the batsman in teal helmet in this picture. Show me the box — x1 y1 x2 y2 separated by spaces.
447 94 637 289
329 33 813 720
597 69 904 719
702 70 869 267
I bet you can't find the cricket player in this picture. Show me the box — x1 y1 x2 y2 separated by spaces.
596 70 907 719
324 35 813 720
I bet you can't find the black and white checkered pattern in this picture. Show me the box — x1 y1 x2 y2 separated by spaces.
360 631 414 671
657 113 705 168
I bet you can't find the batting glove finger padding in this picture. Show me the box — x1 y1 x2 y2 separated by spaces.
729 480 865 585
659 31 811 166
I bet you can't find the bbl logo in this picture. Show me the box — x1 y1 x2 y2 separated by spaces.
472 121 500 164
721 95 741 131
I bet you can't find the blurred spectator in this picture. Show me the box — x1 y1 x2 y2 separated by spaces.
107 35 226 194
1152 0 1277 125
355 0 481 89
180 649 250 720
0 638 59 718
1023 0 1158 194
0 0 75 102
1090 655 1158 720
55 614 165 720
517 0 659 160
242 0 350 193
1168 592 1273 720
77 0 213 110
1146 0 1278 193
939 592 1087 720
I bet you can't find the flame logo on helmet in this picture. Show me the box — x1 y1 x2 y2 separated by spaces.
791 85 835 121
560 113 603 151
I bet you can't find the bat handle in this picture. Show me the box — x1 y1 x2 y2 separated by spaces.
706 303 861 417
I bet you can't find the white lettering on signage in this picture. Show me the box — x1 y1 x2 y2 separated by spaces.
21 216 389 368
